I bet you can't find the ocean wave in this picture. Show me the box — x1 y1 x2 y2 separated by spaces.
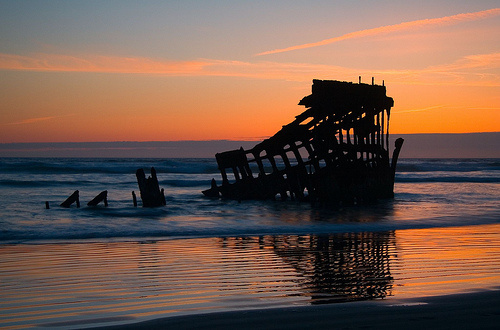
0 158 220 175
1 211 498 244
1 157 499 245
0 179 98 188
396 159 500 173
163 179 213 188
396 176 500 183
1 158 498 176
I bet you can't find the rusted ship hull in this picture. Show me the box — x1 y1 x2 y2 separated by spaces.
203 79 403 206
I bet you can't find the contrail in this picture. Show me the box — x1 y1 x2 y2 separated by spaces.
255 8 500 56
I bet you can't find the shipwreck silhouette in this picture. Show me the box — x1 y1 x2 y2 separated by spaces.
203 79 404 206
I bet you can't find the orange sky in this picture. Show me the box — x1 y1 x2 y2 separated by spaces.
0 2 499 143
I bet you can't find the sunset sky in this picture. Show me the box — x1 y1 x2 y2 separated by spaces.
1 1 499 143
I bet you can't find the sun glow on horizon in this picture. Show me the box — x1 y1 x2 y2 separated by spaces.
0 2 499 143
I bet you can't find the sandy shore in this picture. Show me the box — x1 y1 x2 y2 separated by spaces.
97 290 500 330
1 226 499 328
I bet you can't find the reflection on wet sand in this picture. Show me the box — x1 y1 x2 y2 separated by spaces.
1 224 499 329
219 232 395 304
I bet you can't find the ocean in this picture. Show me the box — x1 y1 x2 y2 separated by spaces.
0 157 498 242
0 157 499 328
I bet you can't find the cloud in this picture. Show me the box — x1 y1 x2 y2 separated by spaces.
430 53 500 71
0 53 210 75
255 8 500 56
1 51 498 86
0 52 358 81
383 53 500 86
394 105 445 113
5 114 75 126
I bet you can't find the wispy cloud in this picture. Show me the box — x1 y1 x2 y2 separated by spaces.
427 53 500 71
255 8 500 56
385 53 500 86
0 52 357 80
0 53 210 75
395 105 445 113
1 51 499 86
5 114 75 126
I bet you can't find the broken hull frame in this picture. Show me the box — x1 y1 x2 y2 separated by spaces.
203 79 404 206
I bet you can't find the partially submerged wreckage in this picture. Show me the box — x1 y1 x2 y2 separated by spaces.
203 79 404 206
51 168 166 209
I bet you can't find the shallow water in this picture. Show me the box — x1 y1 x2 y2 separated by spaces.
0 158 498 242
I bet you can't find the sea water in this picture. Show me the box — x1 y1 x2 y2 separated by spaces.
0 158 498 243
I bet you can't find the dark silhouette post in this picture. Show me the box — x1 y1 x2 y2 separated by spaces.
136 167 166 207
391 138 405 176
132 191 137 207
87 190 108 207
60 190 80 208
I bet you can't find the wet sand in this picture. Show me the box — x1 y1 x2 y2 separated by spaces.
1 224 499 329
99 289 500 330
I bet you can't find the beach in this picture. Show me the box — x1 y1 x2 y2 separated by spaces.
1 224 499 329
100 290 500 330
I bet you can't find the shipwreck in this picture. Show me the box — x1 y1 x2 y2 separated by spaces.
203 79 404 206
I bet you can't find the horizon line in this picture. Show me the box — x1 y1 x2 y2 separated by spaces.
1 131 499 145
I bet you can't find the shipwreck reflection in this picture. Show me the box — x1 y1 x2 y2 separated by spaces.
219 231 395 304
